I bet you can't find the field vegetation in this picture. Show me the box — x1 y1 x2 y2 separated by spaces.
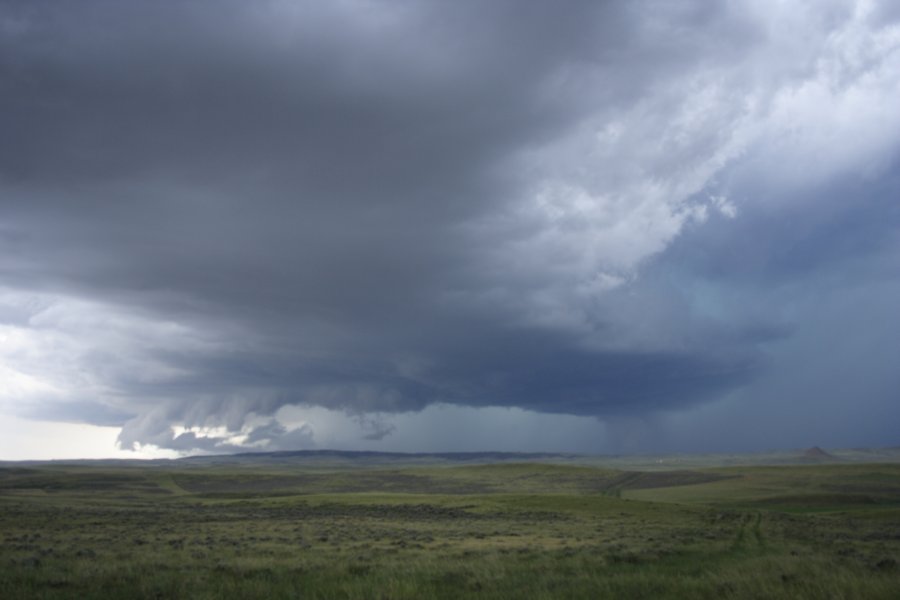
1 454 899 598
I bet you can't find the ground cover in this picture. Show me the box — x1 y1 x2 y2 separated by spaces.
1 460 898 598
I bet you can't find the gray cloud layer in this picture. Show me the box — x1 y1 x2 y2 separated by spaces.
2 1 899 453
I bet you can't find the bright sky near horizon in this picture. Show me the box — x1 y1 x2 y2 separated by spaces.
2 0 900 459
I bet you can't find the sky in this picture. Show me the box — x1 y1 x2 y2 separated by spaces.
1 0 899 460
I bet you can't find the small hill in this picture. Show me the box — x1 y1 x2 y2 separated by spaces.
801 446 837 461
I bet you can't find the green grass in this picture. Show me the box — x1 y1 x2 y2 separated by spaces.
624 463 900 509
1 461 899 598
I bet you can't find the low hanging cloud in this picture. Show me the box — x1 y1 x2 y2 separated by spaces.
2 0 900 454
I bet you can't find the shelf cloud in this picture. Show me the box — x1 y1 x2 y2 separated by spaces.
2 0 899 455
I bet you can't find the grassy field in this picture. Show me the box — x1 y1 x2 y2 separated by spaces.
1 456 899 598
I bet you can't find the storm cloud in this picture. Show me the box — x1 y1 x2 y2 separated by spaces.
1 0 899 455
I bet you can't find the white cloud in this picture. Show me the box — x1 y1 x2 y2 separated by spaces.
0 287 223 422
466 0 900 339
0 414 176 460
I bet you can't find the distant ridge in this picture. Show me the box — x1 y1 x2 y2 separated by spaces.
801 446 837 461
5 445 900 468
180 449 575 462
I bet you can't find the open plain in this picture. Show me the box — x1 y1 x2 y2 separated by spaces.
2 451 899 599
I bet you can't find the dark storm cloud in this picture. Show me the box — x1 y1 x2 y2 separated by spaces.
1 0 602 185
1 0 627 315
640 151 900 451
2 0 899 453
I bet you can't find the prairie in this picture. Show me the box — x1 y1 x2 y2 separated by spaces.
1 454 898 598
